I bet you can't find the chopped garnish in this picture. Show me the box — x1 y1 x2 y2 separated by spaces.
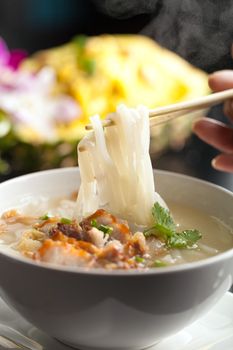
153 260 167 267
72 35 96 75
144 202 202 249
72 35 87 50
91 219 98 227
91 219 113 236
135 256 145 263
99 224 113 235
81 58 96 75
60 217 72 224
39 213 52 220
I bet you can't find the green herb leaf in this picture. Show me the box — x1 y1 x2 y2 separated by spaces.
72 35 87 50
98 224 113 235
135 256 145 263
60 217 72 224
152 202 176 234
143 227 157 237
143 202 202 250
144 203 176 238
81 58 96 75
167 229 202 249
91 219 113 235
153 260 167 267
39 213 52 220
91 219 98 228
72 35 96 75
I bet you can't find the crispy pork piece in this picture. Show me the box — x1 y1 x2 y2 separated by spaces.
17 229 45 256
50 222 84 240
34 229 146 269
0 221 7 234
34 217 60 235
1 210 37 225
86 227 108 248
49 221 107 248
97 240 123 262
35 239 94 267
125 232 147 257
96 240 142 269
80 209 132 243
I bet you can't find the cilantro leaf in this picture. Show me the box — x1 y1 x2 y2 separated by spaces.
143 202 202 250
144 203 176 238
167 229 202 249
152 202 176 233
91 219 113 236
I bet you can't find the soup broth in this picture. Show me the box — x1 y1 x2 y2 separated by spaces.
0 195 232 269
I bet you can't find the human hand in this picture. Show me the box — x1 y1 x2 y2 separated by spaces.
193 70 233 173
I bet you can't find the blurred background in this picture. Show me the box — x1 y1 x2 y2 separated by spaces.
0 0 233 190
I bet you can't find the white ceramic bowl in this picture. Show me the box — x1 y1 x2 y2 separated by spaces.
0 168 232 350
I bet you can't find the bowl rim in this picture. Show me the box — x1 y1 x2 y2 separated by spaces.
0 167 232 276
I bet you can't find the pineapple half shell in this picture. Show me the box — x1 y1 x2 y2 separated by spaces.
0 35 210 175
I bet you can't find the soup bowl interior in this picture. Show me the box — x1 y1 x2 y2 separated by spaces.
0 168 232 350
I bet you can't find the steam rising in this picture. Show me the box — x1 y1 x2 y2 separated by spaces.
96 0 233 71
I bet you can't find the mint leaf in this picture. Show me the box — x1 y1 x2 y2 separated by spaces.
167 229 202 249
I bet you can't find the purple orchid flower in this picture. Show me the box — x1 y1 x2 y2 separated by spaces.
0 37 27 70
0 38 81 141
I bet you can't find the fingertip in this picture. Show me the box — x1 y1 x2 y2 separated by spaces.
223 99 233 122
192 117 220 133
192 119 204 135
208 70 233 91
192 118 213 141
211 154 233 173
211 155 225 171
208 73 217 90
211 157 217 169
192 118 202 131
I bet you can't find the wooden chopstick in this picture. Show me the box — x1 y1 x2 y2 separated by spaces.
149 108 200 128
85 88 233 130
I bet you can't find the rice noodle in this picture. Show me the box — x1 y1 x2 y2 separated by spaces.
197 243 218 255
75 104 166 226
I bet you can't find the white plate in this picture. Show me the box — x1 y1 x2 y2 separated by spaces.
0 292 232 350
